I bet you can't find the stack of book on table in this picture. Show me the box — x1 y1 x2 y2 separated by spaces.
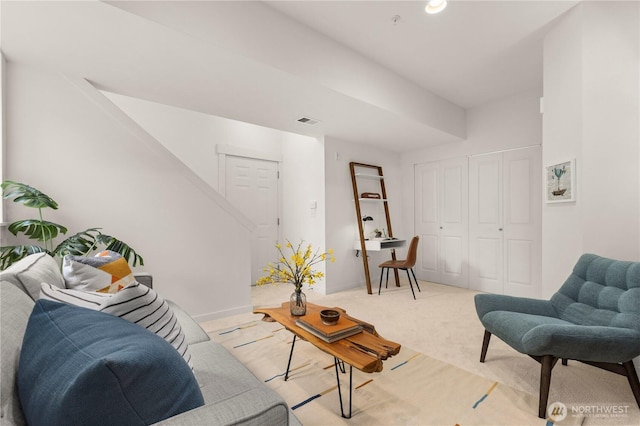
296 314 363 343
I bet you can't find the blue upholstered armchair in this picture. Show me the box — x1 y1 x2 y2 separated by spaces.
475 254 640 418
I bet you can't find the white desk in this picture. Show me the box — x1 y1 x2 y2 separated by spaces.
354 238 405 289
354 238 406 252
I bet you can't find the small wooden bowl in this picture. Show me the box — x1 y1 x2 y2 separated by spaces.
320 309 340 325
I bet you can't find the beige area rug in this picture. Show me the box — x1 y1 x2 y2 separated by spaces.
210 318 585 426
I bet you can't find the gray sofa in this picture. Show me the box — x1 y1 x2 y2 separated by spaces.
1 253 300 425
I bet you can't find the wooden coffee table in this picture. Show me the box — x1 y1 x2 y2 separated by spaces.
254 302 401 418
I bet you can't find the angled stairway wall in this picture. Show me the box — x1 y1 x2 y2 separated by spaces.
3 62 253 321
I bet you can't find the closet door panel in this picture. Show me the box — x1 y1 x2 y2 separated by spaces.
506 239 532 286
469 153 504 293
439 158 468 287
421 234 439 275
415 163 440 282
442 235 464 275
414 158 468 288
469 147 541 297
503 147 541 297
476 237 501 279
476 159 501 225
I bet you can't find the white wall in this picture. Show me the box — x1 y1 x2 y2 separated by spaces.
400 89 543 245
281 133 327 294
324 137 404 294
403 89 542 163
0 51 5 224
541 6 585 297
109 93 404 298
542 1 640 297
103 91 329 295
102 92 283 192
582 2 639 260
3 63 252 321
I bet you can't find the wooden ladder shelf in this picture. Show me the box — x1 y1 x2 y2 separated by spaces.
349 162 400 294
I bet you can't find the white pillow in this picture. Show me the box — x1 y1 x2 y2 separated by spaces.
40 282 192 369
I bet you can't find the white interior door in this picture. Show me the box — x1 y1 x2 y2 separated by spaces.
439 158 469 287
225 156 279 285
502 147 541 298
414 158 468 288
415 162 440 283
469 154 504 294
468 146 541 297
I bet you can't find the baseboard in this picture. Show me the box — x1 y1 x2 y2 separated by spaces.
325 281 363 295
192 304 253 323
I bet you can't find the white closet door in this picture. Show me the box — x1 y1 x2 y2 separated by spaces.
414 157 468 288
439 158 468 287
415 162 440 283
469 153 504 294
502 147 541 298
469 146 541 297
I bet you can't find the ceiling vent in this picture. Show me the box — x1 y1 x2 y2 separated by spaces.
297 116 320 126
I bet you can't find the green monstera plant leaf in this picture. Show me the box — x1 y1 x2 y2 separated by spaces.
0 181 143 270
2 181 59 210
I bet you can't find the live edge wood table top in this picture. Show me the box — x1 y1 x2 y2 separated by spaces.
254 302 401 373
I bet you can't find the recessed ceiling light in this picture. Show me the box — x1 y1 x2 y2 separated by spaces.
425 0 447 15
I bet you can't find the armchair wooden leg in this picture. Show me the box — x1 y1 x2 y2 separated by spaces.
623 360 640 409
480 330 491 363
539 355 557 419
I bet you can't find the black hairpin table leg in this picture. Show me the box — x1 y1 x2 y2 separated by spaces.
334 357 353 419
284 335 297 381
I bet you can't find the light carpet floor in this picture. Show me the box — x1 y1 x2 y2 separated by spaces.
200 281 640 426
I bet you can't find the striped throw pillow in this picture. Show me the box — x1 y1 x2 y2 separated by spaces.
40 282 193 369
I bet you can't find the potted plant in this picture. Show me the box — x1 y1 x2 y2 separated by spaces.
0 180 143 270
256 239 334 316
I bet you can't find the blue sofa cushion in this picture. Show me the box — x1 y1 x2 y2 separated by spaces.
40 281 193 369
18 299 204 426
